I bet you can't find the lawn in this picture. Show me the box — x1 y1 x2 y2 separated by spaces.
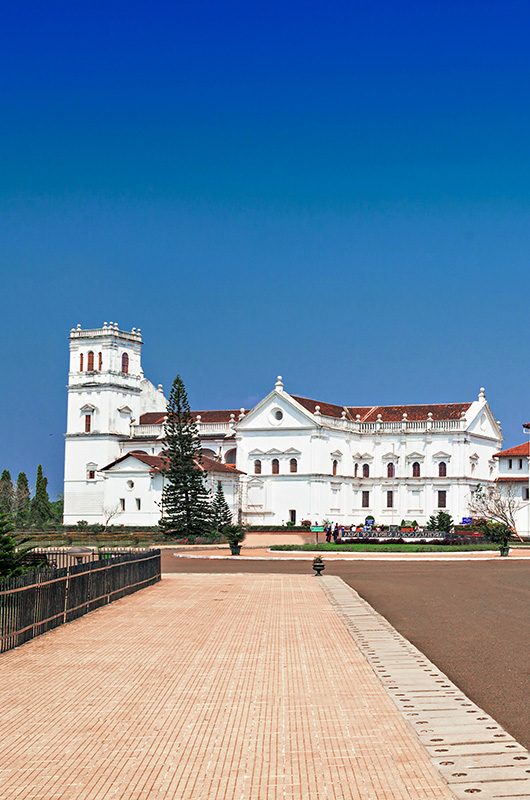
270 543 499 553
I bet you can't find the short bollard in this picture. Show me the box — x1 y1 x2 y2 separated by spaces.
312 556 325 576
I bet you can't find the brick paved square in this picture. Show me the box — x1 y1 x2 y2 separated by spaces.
0 574 455 799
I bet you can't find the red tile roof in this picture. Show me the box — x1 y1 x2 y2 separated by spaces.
352 403 471 422
291 396 471 422
138 409 247 425
493 442 530 458
101 452 244 475
291 395 348 419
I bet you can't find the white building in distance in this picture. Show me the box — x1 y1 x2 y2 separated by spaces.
64 323 503 528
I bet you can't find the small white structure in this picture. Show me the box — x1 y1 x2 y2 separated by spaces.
493 435 530 538
64 323 503 527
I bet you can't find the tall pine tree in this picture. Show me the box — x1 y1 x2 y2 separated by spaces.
211 481 233 533
0 470 14 517
30 465 52 528
14 472 31 529
159 376 212 536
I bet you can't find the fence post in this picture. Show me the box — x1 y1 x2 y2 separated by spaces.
63 566 70 623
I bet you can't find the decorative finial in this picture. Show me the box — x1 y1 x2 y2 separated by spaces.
461 409 467 418
131 327 136 334
377 413 382 421
157 384 163 392
314 405 321 416
275 375 284 392
478 387 486 401
103 321 108 328
355 414 361 422
196 415 202 423
341 410 347 419
137 328 141 336
402 412 408 421
76 323 81 330
428 412 433 419
239 407 246 420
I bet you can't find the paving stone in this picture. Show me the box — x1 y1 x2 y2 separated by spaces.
0 574 456 800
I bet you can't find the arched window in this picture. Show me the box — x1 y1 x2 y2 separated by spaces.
87 351 94 371
254 459 262 475
121 352 129 374
362 463 370 478
98 352 103 371
272 458 279 475
79 353 84 371
332 459 338 476
225 448 237 465
387 462 395 478
412 461 421 477
290 458 298 473
354 463 358 478
438 461 447 477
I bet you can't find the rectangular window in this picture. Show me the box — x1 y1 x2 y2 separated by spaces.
119 498 125 511
289 509 296 524
519 459 523 470
508 459 513 469
85 414 91 433
524 487 530 502
438 490 447 508
386 490 393 508
362 490 370 508
136 498 141 511
87 470 96 480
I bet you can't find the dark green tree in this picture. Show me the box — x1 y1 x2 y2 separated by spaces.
159 376 212 536
30 465 52 528
0 514 34 578
0 470 14 516
211 481 233 533
425 511 453 533
14 472 31 529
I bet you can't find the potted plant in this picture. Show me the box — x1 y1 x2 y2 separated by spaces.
225 524 246 556
476 519 512 557
312 556 325 576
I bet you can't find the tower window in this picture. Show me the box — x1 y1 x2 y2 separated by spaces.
135 498 141 510
87 351 94 371
362 490 370 508
438 461 447 477
121 352 129 374
119 498 125 511
354 463 358 478
412 461 421 477
387 462 395 478
84 414 92 433
386 490 394 508
254 459 262 475
290 458 298 473
272 458 279 475
98 352 103 371
87 468 96 480
437 490 447 508
332 459 338 476
79 353 84 371
362 463 370 478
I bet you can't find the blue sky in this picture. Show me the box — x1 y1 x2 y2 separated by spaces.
1 1 530 497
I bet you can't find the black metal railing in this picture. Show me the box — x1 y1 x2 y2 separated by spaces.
0 550 161 654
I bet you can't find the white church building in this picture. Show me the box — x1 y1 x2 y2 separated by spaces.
64 323 504 528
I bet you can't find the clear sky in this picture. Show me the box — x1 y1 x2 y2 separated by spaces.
1 1 530 498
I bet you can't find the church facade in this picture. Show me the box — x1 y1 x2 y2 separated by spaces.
64 323 503 527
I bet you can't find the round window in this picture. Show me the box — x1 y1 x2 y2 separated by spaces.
274 409 283 421
127 480 134 490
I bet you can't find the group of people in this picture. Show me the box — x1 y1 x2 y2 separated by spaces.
324 523 346 543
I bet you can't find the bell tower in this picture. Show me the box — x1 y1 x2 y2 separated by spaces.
63 321 159 524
